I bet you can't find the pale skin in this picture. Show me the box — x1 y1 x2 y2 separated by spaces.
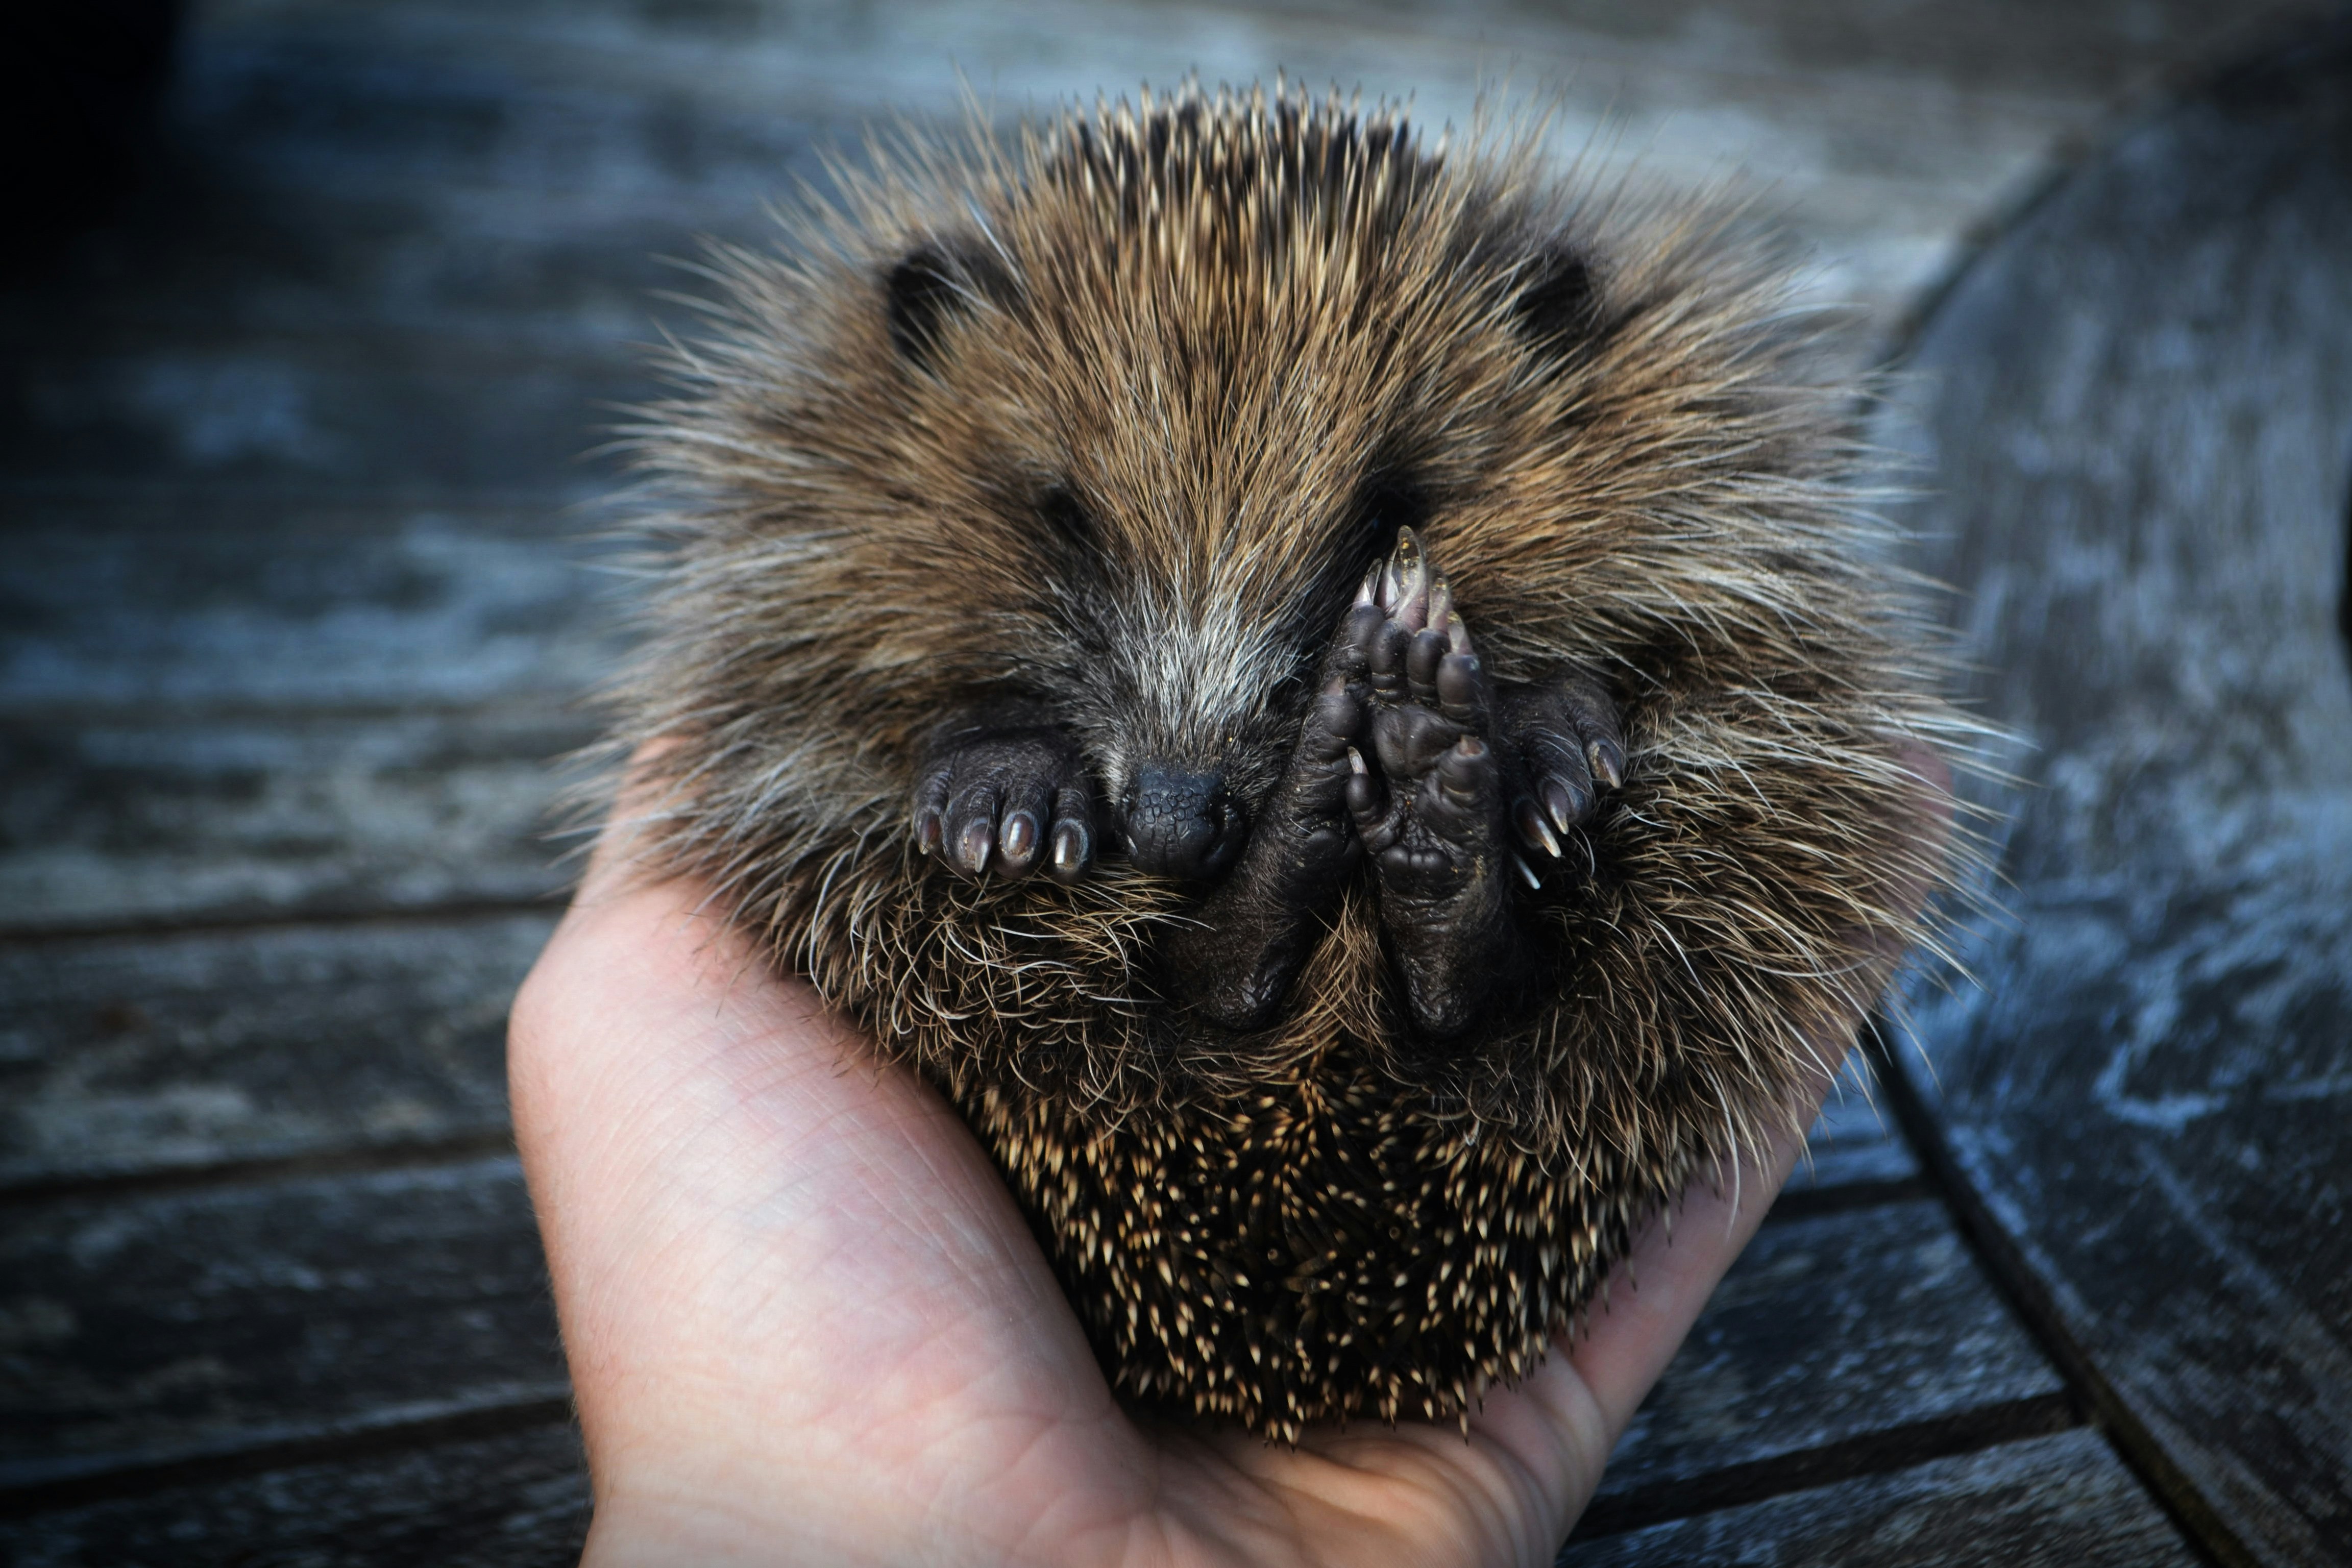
510 756 1944 1566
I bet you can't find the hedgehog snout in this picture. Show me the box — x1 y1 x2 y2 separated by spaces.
1121 766 1248 881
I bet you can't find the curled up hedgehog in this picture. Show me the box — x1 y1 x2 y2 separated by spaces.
609 84 1964 1442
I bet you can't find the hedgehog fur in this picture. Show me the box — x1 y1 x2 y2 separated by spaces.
605 83 1966 1442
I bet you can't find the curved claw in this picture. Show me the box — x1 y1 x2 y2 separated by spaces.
1587 737 1627 792
1513 796 1562 859
1379 527 1434 629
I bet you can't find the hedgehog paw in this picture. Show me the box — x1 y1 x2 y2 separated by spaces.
1496 670 1626 875
1255 602 1380 889
1160 615 1372 1031
1345 529 1521 1038
914 720 1095 882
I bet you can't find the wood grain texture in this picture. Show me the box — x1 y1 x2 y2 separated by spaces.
0 497 622 713
0 1172 2002 1515
0 915 551 1190
0 36 825 356
1889 23 2352 1565
194 0 2337 337
0 708 587 934
1 345 650 502
0 1157 565 1491
1785 1054 1918 1194
1595 1199 2059 1503
1559 1428 2195 1567
0 1423 589 1568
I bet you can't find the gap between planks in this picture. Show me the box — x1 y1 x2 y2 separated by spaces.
0 1395 577 1521
1864 1023 2251 1568
0 893 571 949
1566 1390 2081 1544
0 1129 521 1211
0 1126 1974 1519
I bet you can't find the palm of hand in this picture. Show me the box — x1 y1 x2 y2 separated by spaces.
511 857 1842 1567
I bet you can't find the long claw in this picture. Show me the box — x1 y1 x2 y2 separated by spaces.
1513 797 1561 859
1382 527 1431 626
1541 777 1587 833
1588 739 1626 791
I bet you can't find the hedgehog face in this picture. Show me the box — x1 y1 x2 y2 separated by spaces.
835 118 1556 881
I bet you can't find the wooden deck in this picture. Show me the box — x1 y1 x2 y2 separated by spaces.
2 2 2341 1561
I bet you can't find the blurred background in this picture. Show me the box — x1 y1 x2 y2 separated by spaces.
2 3 2345 1564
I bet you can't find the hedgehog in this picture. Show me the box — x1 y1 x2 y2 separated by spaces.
605 83 1963 1442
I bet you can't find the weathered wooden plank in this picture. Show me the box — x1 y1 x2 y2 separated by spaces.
8 0 2326 482
0 45 824 357
0 1156 564 1490
1594 1199 2059 1504
0 1422 589 1568
0 707 587 934
0 1155 2004 1503
185 0 2335 339
1785 1052 1918 1194
1559 1428 2195 1566
1888 23 2352 1565
0 914 551 1190
215 0 2322 104
0 342 648 501
0 496 620 712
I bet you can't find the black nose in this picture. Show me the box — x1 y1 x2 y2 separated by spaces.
1123 767 1247 880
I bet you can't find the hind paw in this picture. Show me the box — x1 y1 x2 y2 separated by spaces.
914 718 1095 882
1343 529 1521 1038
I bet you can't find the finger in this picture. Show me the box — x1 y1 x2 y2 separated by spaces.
1512 794 1562 861
1327 601 1383 685
1435 735 1492 810
1564 750 1953 1442
1405 628 1448 704
1368 615 1413 688
1379 527 1433 630
1343 747 1393 848
1435 650 1486 729
1304 677 1364 764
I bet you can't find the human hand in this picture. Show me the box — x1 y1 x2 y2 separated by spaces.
510 760 1942 1566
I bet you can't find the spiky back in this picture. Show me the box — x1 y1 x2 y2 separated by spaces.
608 84 1968 1437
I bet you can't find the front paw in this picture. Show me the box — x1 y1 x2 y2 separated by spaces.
1496 672 1627 875
913 721 1094 882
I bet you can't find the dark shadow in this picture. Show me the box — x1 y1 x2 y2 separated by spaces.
0 2 184 279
